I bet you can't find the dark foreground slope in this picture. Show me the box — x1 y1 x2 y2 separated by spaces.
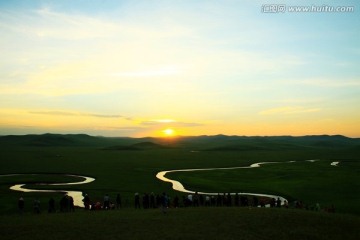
1 208 359 240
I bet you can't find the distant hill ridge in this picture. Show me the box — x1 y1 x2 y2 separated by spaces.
0 133 359 150
0 133 151 147
103 141 168 151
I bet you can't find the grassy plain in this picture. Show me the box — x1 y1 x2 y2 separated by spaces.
0 135 359 214
168 159 360 214
1 208 359 240
0 134 359 239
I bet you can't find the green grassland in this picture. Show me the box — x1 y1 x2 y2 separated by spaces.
1 208 359 240
0 134 359 239
168 160 360 214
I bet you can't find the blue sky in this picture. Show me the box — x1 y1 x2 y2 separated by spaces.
0 0 359 137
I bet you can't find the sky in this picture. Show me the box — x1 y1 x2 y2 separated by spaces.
0 0 359 137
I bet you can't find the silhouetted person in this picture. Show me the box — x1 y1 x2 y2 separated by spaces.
296 200 303 209
182 195 187 207
161 192 168 214
211 195 216 206
95 201 102 210
241 196 248 206
143 193 149 209
60 194 68 212
48 197 55 213
69 196 75 212
33 199 40 214
193 192 199 207
315 203 320 211
328 204 335 213
253 196 259 207
200 194 205 206
173 195 179 208
187 194 193 206
116 194 122 209
103 194 110 210
205 195 210 206
234 193 239 206
276 197 281 208
18 197 25 214
83 194 90 210
156 194 161 207
216 193 222 206
270 198 276 208
227 193 232 207
150 192 155 208
134 193 140 209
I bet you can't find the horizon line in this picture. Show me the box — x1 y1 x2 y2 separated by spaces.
0 132 358 139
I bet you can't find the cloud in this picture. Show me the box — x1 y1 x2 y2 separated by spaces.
274 98 324 104
285 78 360 88
140 119 203 127
0 8 120 40
29 111 77 116
110 65 181 78
0 4 312 105
89 125 145 132
0 7 194 97
259 106 321 115
29 110 129 119
86 114 130 119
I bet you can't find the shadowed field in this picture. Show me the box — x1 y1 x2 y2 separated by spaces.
0 208 359 240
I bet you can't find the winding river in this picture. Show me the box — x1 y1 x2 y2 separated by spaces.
2 160 340 208
156 161 293 205
156 160 329 206
1 174 95 207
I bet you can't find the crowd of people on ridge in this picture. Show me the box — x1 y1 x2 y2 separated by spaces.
16 191 336 214
18 194 76 214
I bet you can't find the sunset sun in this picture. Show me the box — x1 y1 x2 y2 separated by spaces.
163 128 175 136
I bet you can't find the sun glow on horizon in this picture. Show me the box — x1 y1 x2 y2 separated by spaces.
162 128 175 137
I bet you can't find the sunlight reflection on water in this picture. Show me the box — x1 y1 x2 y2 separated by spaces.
3 174 95 207
156 160 320 206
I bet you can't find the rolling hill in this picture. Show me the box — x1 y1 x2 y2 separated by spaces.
0 133 359 150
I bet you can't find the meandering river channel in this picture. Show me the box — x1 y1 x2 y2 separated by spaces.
156 161 297 205
1 174 94 207
156 160 342 205
2 160 339 208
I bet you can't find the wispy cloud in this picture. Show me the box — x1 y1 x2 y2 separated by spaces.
140 119 203 127
110 65 181 78
274 98 324 104
0 8 120 40
259 106 321 115
91 126 144 131
29 111 77 116
29 110 130 119
285 78 360 88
